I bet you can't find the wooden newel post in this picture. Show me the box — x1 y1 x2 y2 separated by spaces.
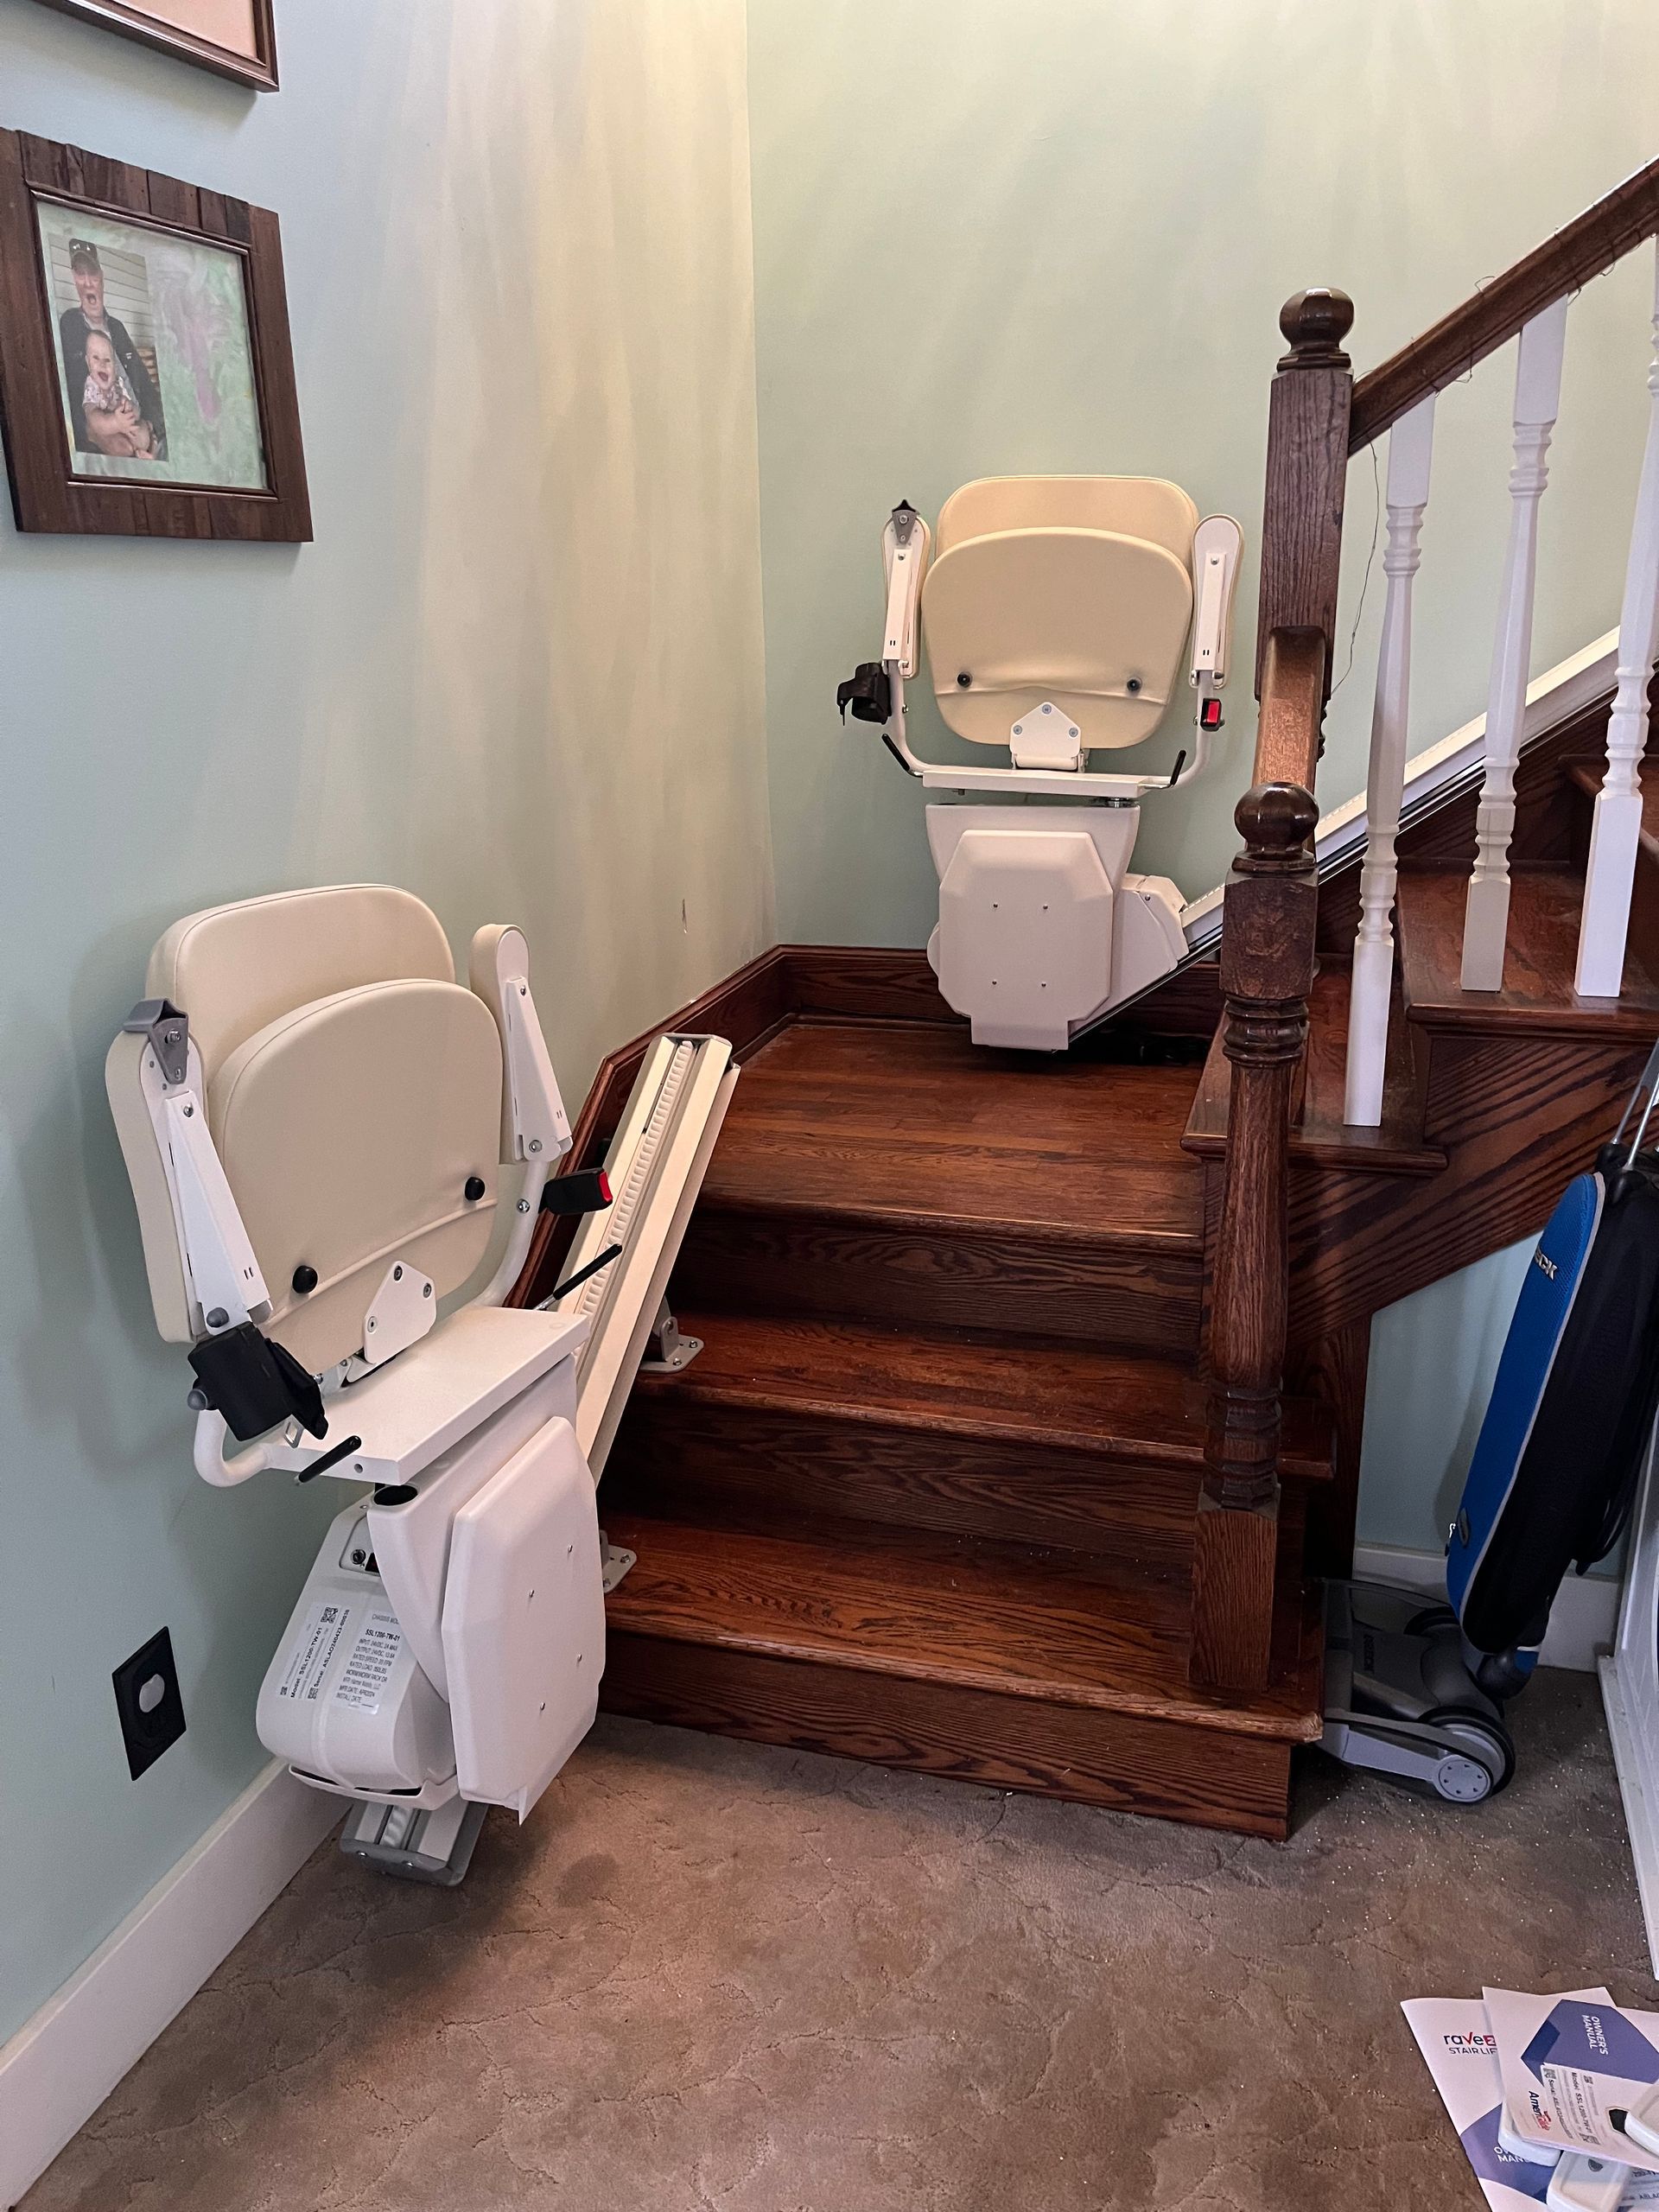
1192 779 1319 1694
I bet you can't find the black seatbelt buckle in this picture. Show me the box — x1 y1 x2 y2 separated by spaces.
540 1167 613 1217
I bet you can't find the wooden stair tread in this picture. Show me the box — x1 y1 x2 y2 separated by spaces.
700 1021 1205 1251
1184 966 1442 1173
635 1310 1334 1482
1398 865 1659 1036
602 1514 1323 1745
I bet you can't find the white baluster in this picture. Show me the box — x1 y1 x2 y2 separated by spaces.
1461 296 1571 990
1344 397 1436 1127
1577 242 1659 1000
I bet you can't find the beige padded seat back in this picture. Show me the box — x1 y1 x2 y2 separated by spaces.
210 979 503 1375
925 524 1194 750
149 884 454 1084
934 475 1198 564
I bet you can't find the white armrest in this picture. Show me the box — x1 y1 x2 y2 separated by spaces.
469 927 575 1306
194 1409 278 1489
1189 514 1244 689
118 1002 271 1341
470 927 573 1167
880 502 931 677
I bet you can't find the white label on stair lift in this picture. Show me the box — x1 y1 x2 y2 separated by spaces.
275 1600 352 1704
333 1611 404 1714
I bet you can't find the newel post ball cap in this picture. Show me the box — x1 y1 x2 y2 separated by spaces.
1236 779 1319 855
1279 287 1354 366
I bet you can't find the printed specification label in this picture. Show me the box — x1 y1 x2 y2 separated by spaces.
334 1611 404 1714
276 1601 352 1704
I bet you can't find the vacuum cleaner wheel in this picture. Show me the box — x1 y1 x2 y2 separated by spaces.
1420 1707 1516 1801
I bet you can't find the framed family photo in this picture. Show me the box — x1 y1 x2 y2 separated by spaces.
30 1 277 92
0 131 310 540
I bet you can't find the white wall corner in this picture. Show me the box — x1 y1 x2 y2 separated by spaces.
0 1762 338 2209
1351 1542 1619 1675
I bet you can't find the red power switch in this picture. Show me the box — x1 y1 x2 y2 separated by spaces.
1200 697 1224 730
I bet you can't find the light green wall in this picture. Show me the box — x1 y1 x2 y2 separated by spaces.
747 0 1659 946
0 0 768 2043
1359 1238 1528 1559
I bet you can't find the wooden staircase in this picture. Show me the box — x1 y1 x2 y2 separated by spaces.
503 692 1659 1846
600 1016 1328 1838
507 156 1659 1843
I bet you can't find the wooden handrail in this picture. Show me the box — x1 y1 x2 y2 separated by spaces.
1350 151 1659 453
1251 628 1326 789
1192 632 1323 1694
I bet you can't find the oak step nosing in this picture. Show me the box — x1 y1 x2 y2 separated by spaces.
628 1374 1335 1484
607 1599 1321 1745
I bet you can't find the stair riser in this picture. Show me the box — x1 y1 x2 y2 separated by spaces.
673 1208 1204 1353
1419 1028 1649 1150
607 1398 1205 1566
601 1636 1294 1838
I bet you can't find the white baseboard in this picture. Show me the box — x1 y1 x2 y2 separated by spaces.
0 1760 339 2209
1351 1542 1619 1675
1599 1656 1659 1977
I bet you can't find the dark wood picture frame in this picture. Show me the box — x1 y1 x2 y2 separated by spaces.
0 131 310 542
30 0 277 92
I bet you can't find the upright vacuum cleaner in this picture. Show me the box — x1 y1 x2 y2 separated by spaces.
1323 1039 1659 1803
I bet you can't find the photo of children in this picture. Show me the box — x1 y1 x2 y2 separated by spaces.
37 202 268 492
80 328 162 460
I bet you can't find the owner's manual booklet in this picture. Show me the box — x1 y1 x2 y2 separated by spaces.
1403 1994 1659 2207
1487 1986 1659 2172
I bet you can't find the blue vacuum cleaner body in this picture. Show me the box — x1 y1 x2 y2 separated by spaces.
1323 1042 1659 1803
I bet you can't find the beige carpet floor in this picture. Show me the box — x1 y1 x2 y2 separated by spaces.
22 1675 1656 2212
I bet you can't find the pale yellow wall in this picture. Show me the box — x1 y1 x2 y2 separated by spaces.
0 0 768 2041
747 0 1659 943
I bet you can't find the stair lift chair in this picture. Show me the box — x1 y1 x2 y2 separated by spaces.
836 478 1243 1050
106 885 735 1885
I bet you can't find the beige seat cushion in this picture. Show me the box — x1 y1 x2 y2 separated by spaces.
149 884 454 1084
210 978 503 1374
924 526 1193 750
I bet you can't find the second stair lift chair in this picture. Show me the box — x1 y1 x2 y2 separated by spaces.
837 478 1243 1050
106 886 735 1885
